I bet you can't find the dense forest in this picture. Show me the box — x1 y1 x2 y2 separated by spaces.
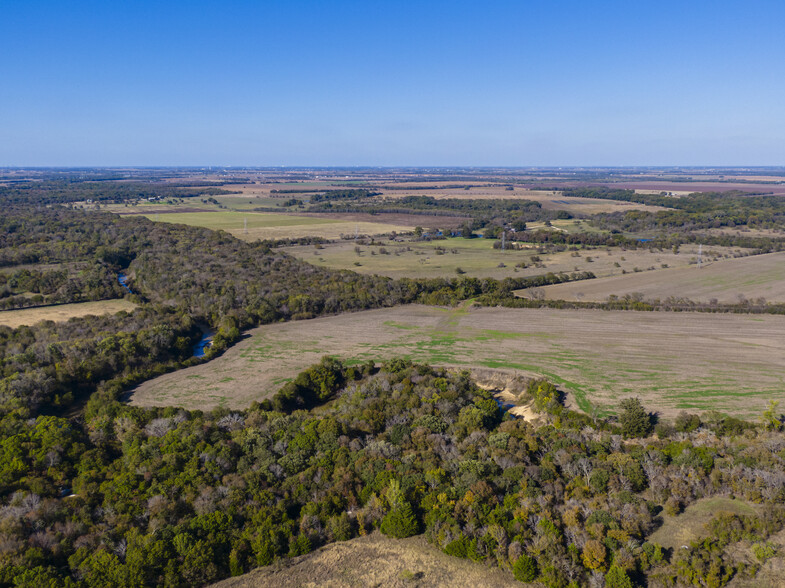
1 360 783 586
0 180 232 206
560 187 785 235
0 265 123 310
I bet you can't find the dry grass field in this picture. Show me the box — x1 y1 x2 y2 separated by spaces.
288 237 742 281
0 299 138 328
136 210 418 241
212 531 520 588
649 498 760 551
129 305 785 419
647 497 785 587
537 251 785 303
372 185 665 215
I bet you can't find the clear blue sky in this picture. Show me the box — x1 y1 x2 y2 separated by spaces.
1 0 784 166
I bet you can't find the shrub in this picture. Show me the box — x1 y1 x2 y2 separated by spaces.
619 397 653 438
380 503 419 539
512 554 538 582
605 564 633 588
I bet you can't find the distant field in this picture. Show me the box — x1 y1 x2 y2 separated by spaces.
0 299 138 328
378 186 666 214
609 180 785 196
137 210 418 240
537 251 785 303
130 305 785 419
213 531 519 588
288 237 742 280
289 236 526 279
543 180 785 196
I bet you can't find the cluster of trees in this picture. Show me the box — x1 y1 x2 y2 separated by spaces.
309 189 381 202
307 195 565 230
476 288 785 316
562 187 785 235
0 265 123 310
0 180 231 206
0 360 783 586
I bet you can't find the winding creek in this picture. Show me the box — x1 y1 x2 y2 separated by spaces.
118 272 214 358
118 272 133 294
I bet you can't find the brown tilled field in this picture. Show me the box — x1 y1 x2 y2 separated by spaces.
129 305 785 419
536 251 785 304
211 531 520 588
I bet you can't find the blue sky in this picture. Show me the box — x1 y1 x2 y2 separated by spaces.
1 0 784 166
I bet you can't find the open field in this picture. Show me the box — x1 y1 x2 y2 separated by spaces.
503 189 666 214
537 251 785 303
649 498 759 550
106 181 667 216
0 299 138 328
696 226 785 238
370 185 665 215
288 237 743 280
543 180 785 196
129 305 785 419
137 210 419 240
212 531 520 588
608 180 785 196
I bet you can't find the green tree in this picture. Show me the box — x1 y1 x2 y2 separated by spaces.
619 397 653 438
380 502 419 538
512 553 538 582
605 564 634 588
761 400 782 431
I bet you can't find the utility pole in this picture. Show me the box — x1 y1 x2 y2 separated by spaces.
698 243 702 269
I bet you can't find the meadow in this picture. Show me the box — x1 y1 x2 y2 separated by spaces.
287 236 742 280
214 531 519 588
538 250 785 303
136 210 418 240
648 498 760 551
0 299 138 328
130 304 785 419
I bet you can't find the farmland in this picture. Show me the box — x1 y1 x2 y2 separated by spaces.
286 236 744 280
130 304 785 419
537 250 785 303
0 299 138 328
136 210 419 240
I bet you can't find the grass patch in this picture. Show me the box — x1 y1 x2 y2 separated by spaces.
0 299 138 328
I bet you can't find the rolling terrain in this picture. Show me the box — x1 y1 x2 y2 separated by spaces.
212 532 521 588
537 250 785 304
130 304 785 419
